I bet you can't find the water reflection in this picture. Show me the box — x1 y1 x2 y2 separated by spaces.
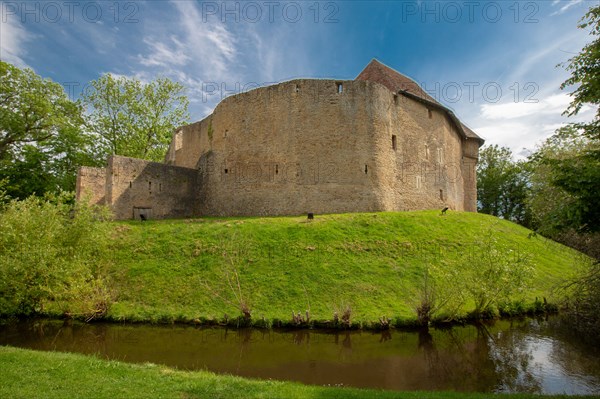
0 317 598 394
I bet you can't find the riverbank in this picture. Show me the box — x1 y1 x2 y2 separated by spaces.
0 346 593 399
97 211 586 326
7 210 590 327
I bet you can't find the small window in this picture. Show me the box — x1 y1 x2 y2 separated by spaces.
224 169 228 174
364 164 368 174
159 183 162 192
428 109 433 119
392 135 397 151
224 129 228 138
393 94 398 105
129 181 132 188
440 189 444 201
275 164 279 175
295 84 300 93
337 83 343 93
148 181 151 192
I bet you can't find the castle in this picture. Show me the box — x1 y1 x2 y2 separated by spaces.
76 59 484 220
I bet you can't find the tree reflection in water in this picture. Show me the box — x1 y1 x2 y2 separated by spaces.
1 318 598 394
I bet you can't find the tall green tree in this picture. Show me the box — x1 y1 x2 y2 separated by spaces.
552 4 600 232
560 5 600 141
477 145 530 226
528 126 600 233
0 61 82 161
0 61 97 199
82 74 190 162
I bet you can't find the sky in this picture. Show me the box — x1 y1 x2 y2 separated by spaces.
0 0 597 159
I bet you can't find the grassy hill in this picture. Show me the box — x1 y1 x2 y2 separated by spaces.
93 210 588 327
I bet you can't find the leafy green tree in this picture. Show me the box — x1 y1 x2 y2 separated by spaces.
529 126 600 233
550 4 600 233
560 5 600 141
477 145 531 226
82 74 190 162
0 61 99 199
527 127 581 233
0 61 82 161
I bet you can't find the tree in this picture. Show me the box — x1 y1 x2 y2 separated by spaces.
477 145 531 226
527 126 583 233
82 74 190 162
0 61 99 199
0 61 82 161
549 3 600 233
560 5 600 141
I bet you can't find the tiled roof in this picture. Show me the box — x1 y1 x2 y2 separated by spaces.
355 59 483 144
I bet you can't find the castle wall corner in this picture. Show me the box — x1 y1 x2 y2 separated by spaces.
76 166 106 205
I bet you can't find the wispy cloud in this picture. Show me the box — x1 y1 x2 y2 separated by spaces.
551 0 584 16
480 93 571 120
0 15 34 68
138 36 190 67
171 0 236 80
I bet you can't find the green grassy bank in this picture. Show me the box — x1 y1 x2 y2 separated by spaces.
79 210 587 326
0 346 593 399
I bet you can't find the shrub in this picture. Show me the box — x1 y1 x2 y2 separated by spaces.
461 229 533 316
559 260 600 345
0 194 112 318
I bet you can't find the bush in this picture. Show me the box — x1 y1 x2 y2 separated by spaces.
560 260 600 345
0 194 112 319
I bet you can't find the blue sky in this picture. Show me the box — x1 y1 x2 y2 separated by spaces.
1 0 597 158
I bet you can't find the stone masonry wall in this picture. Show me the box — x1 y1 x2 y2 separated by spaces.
373 89 467 211
105 156 198 220
80 78 479 219
76 166 106 205
170 79 474 216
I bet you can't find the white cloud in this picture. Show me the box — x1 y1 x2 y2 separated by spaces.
480 93 571 120
0 14 33 68
551 0 584 16
138 36 190 67
473 96 595 160
171 0 237 80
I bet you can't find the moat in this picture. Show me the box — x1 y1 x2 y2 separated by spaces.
1 317 598 395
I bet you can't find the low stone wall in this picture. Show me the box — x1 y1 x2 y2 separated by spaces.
105 156 199 220
76 166 106 205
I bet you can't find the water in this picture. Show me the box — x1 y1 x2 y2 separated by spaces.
1 317 598 394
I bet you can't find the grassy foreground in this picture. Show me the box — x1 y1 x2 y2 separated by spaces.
0 346 592 399
77 210 589 326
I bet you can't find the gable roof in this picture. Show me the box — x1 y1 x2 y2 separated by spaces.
355 59 484 145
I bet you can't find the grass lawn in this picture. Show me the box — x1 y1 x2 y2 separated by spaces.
0 346 594 399
65 210 590 326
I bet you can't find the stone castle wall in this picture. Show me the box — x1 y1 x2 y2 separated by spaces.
105 156 198 220
80 78 480 219
76 166 106 205
166 79 476 216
